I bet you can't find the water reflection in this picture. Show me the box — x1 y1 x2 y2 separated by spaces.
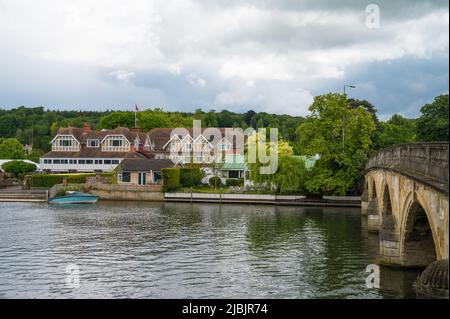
0 201 417 298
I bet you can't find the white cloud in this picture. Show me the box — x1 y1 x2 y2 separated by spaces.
186 73 206 88
109 70 135 82
0 0 447 115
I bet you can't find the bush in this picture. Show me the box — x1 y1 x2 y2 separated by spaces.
209 176 223 188
26 173 97 188
162 168 180 192
1 160 37 178
226 178 244 187
180 167 203 187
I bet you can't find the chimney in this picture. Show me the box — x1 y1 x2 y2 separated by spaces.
131 127 141 134
83 122 91 133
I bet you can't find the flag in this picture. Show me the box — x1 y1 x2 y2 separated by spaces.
134 104 139 112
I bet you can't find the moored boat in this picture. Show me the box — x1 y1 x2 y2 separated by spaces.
48 191 98 204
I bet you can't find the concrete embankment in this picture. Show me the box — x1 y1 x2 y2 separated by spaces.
0 187 48 202
2 183 359 207
165 192 361 207
48 183 164 201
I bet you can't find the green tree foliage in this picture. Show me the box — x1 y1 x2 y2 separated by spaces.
247 132 307 193
296 93 376 195
162 168 180 191
99 109 194 130
179 166 203 187
416 94 449 141
27 149 45 164
1 160 37 178
376 114 416 149
0 138 26 159
209 176 222 188
275 156 309 194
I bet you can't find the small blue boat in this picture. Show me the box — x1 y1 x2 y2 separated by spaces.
48 191 99 204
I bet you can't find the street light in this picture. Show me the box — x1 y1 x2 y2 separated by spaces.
343 84 356 95
342 85 356 148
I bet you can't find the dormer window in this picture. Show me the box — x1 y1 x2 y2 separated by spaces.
101 135 130 151
51 135 80 151
113 140 122 147
87 139 99 148
60 139 72 147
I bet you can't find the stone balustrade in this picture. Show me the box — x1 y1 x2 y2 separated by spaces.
365 142 449 187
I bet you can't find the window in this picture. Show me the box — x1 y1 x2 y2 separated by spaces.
52 135 80 151
119 172 131 183
112 139 122 147
112 160 119 164
94 160 102 164
104 160 111 164
61 159 68 164
87 139 99 148
60 140 72 147
53 159 61 164
69 159 77 164
102 135 129 151
86 160 93 164
78 160 86 164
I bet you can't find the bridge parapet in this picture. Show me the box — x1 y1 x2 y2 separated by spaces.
365 142 449 187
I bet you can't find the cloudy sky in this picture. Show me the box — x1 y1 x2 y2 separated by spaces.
0 0 448 119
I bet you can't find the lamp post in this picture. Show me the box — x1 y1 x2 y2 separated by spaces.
342 85 356 148
343 84 355 95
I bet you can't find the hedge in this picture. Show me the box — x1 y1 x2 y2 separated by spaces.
179 167 203 187
162 168 180 191
226 178 244 187
25 173 111 188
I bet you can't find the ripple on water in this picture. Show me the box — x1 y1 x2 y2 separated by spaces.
0 201 417 298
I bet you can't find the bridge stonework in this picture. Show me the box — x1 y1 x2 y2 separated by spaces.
362 143 449 268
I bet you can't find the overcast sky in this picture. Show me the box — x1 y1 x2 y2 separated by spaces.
0 0 448 119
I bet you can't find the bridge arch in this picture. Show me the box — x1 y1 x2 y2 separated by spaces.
363 142 448 268
401 199 438 267
381 182 393 217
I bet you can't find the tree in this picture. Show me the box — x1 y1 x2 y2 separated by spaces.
376 114 416 148
416 94 449 141
1 160 37 178
244 110 256 125
98 112 135 129
246 132 308 193
27 149 45 164
139 112 171 131
296 93 376 195
0 138 26 159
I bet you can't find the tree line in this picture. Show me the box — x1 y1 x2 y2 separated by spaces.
0 93 448 182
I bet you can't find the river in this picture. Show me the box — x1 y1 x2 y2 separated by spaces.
0 201 421 298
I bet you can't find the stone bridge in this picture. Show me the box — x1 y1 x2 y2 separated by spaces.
362 142 448 268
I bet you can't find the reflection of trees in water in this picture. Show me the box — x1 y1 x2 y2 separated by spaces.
245 206 308 251
246 206 379 297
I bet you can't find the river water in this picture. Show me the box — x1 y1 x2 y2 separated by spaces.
0 201 421 298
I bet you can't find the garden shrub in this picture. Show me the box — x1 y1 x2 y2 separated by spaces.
180 167 203 187
209 176 222 187
226 178 244 187
26 173 96 188
162 168 180 191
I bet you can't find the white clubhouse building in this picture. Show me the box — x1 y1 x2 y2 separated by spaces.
40 124 245 173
